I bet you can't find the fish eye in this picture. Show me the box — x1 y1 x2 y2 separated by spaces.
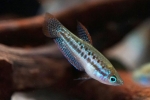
109 75 117 83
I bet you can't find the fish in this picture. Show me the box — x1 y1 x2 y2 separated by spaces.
43 13 123 86
133 63 150 86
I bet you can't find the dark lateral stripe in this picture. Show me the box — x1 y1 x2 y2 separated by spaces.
76 48 81 53
66 36 82 54
84 55 87 59
91 61 107 76
87 57 91 63
81 52 84 56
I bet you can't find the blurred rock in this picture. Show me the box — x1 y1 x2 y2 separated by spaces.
0 58 13 100
105 18 150 70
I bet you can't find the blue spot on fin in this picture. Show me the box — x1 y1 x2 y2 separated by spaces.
77 22 92 44
54 38 84 71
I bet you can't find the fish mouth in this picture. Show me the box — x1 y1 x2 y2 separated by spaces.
110 79 123 86
116 80 124 86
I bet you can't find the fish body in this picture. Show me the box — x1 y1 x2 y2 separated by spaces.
133 63 150 86
43 13 123 85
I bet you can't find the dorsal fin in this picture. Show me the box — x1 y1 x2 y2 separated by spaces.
77 22 92 44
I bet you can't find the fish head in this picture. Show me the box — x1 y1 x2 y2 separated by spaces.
106 69 123 86
93 65 123 86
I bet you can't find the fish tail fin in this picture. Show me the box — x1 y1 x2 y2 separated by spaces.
43 13 62 38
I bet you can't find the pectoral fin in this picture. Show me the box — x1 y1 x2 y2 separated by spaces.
74 77 91 80
74 73 91 80
77 22 92 44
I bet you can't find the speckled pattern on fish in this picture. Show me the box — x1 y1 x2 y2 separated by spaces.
43 13 123 86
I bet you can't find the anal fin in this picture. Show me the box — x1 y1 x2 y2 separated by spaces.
54 38 84 71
